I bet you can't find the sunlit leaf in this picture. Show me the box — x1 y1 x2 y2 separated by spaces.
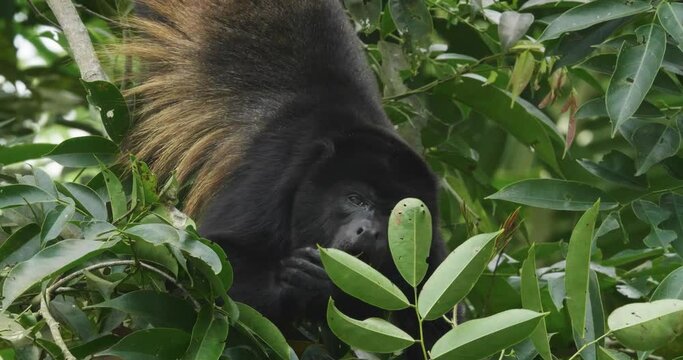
539 0 651 41
487 179 617 211
326 299 414 354
388 198 432 287
565 200 600 337
608 299 683 351
499 11 534 51
319 247 410 310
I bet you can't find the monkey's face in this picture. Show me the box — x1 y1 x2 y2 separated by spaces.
289 142 438 269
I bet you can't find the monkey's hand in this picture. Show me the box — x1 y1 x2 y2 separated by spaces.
279 247 332 302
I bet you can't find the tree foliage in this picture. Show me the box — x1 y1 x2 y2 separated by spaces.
1 0 683 359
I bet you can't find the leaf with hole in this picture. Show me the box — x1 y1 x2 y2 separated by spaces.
608 299 683 351
388 198 432 287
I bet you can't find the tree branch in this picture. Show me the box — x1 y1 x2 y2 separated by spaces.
45 0 108 82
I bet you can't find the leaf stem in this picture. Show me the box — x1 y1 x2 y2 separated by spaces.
414 287 429 359
567 332 611 360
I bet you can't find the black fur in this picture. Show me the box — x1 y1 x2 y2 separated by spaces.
136 0 448 351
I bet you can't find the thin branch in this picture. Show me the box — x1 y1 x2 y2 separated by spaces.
55 117 103 136
40 294 77 360
45 0 108 82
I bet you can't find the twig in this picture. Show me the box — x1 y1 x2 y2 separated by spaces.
45 0 108 82
40 294 76 360
40 260 200 359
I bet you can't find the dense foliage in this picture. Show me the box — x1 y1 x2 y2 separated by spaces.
1 0 683 359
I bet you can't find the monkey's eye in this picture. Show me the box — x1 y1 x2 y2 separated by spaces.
347 194 366 207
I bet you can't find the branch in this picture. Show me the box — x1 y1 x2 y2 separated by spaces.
45 0 108 82
40 295 77 360
55 117 104 136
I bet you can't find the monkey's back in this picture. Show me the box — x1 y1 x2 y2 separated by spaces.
121 0 385 216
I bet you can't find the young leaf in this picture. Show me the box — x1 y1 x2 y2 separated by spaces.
0 184 55 209
97 328 190 359
47 136 118 167
183 307 229 360
430 309 546 360
59 182 108 220
607 299 683 351
657 2 683 52
388 198 432 287
236 303 291 360
102 168 126 222
88 290 197 331
326 299 414 353
418 231 500 320
40 198 75 242
508 51 535 104
125 224 222 274
319 247 410 310
539 0 652 41
520 246 552 360
606 24 666 136
2 239 109 309
487 179 617 211
565 200 600 337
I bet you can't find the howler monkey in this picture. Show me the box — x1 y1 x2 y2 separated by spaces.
123 0 447 345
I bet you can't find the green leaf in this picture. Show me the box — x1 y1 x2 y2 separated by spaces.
388 198 432 287
487 179 618 211
508 51 535 104
319 247 409 310
388 0 433 51
236 303 290 360
520 246 552 360
598 347 631 360
661 193 683 257
183 307 229 360
0 224 40 268
40 198 75 242
102 168 126 221
448 75 562 172
607 299 683 351
47 136 118 167
343 0 382 33
98 328 190 360
651 266 683 300
499 11 534 51
632 199 677 248
606 24 666 136
658 2 683 53
59 182 108 221
539 0 652 41
632 123 681 176
89 290 196 331
125 224 222 274
326 299 414 354
81 80 131 144
577 150 647 189
0 184 55 209
431 309 546 360
418 231 500 320
0 144 55 166
565 200 600 337
1 239 109 309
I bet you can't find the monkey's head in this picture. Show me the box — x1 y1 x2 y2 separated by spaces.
290 130 440 267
